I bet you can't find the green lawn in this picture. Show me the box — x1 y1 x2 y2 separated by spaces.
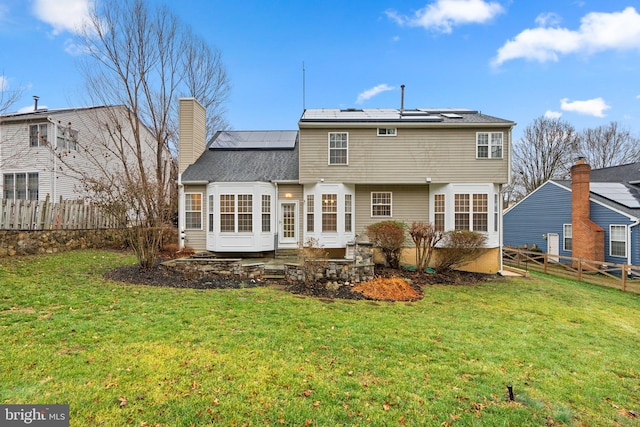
1 250 639 426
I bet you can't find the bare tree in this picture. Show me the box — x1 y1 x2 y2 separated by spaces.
512 116 579 195
577 122 640 169
63 0 230 267
0 81 23 115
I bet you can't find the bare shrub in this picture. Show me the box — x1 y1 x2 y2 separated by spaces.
409 222 443 272
433 230 487 272
366 221 407 269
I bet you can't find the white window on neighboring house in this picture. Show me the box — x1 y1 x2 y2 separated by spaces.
29 123 48 147
610 225 627 258
328 132 348 165
322 193 337 232
476 132 503 159
377 128 396 136
220 195 235 232
3 173 38 201
306 195 315 232
57 124 78 151
563 224 572 251
184 193 202 230
371 192 392 217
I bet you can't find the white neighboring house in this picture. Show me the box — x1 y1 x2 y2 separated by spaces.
0 103 164 203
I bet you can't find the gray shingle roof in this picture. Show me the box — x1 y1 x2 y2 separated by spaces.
181 130 299 183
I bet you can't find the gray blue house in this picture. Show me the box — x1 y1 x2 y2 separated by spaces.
504 162 640 266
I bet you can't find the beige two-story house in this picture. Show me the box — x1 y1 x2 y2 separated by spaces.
178 99 515 273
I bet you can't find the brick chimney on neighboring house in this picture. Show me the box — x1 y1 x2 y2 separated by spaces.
571 158 604 266
178 98 206 175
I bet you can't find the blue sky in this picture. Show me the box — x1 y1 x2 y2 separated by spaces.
2 0 640 142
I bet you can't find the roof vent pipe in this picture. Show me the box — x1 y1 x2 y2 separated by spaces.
400 85 405 112
33 96 39 111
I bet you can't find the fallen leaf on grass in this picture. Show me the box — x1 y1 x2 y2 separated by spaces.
118 396 128 407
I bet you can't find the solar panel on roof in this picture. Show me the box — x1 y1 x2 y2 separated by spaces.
211 131 297 149
441 113 463 119
590 182 640 208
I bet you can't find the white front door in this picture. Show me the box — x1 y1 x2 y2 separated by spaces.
547 233 559 262
279 201 297 246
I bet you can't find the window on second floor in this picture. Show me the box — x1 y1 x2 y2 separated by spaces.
476 132 503 159
377 128 396 136
3 173 39 201
57 124 78 151
328 132 348 165
29 124 48 147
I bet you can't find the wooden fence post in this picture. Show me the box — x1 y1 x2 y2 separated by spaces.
577 259 583 281
622 264 627 292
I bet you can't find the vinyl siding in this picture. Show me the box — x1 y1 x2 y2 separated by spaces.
178 99 206 175
182 184 206 250
354 184 429 240
299 127 510 184
504 182 573 255
590 202 636 264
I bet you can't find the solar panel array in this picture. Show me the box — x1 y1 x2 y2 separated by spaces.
590 182 640 208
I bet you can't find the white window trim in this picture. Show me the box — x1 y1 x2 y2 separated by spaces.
377 128 397 137
328 132 349 166
476 132 503 159
184 192 203 230
371 191 392 218
563 224 572 252
609 224 627 258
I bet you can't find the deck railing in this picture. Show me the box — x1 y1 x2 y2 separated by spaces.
503 247 640 294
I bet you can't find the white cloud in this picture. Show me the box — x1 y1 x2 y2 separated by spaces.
356 84 395 104
560 97 610 117
386 0 504 34
32 0 94 35
535 12 561 27
493 7 640 66
544 110 562 119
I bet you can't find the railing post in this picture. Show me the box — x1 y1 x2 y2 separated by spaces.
622 264 627 292
577 258 583 281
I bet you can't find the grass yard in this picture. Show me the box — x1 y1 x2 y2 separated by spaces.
1 250 639 426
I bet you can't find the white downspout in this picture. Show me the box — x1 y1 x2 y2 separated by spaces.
46 116 57 201
629 219 639 266
274 181 279 251
177 172 185 250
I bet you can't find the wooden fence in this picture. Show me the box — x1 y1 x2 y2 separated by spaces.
0 196 120 230
503 247 640 294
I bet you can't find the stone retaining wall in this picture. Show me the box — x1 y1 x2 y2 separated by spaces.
162 258 264 280
284 260 375 283
0 229 128 257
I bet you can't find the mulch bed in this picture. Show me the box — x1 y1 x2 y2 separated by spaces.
104 261 499 301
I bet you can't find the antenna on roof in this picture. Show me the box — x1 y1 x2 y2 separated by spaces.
302 61 306 111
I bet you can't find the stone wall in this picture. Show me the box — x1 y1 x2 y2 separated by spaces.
0 229 128 257
284 259 375 283
162 258 264 280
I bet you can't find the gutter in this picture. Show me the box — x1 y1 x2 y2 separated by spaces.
629 218 640 266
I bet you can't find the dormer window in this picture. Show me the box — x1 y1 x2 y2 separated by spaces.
29 124 48 147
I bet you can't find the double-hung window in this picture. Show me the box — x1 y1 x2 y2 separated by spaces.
219 194 253 232
434 194 445 231
454 193 489 231
57 124 78 151
476 132 503 159
610 225 627 258
29 124 48 147
322 194 337 232
371 192 392 217
208 195 214 232
344 194 352 233
220 195 235 232
184 193 202 230
306 195 315 232
237 195 253 232
3 173 38 200
261 195 271 232
563 224 572 251
328 132 348 165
